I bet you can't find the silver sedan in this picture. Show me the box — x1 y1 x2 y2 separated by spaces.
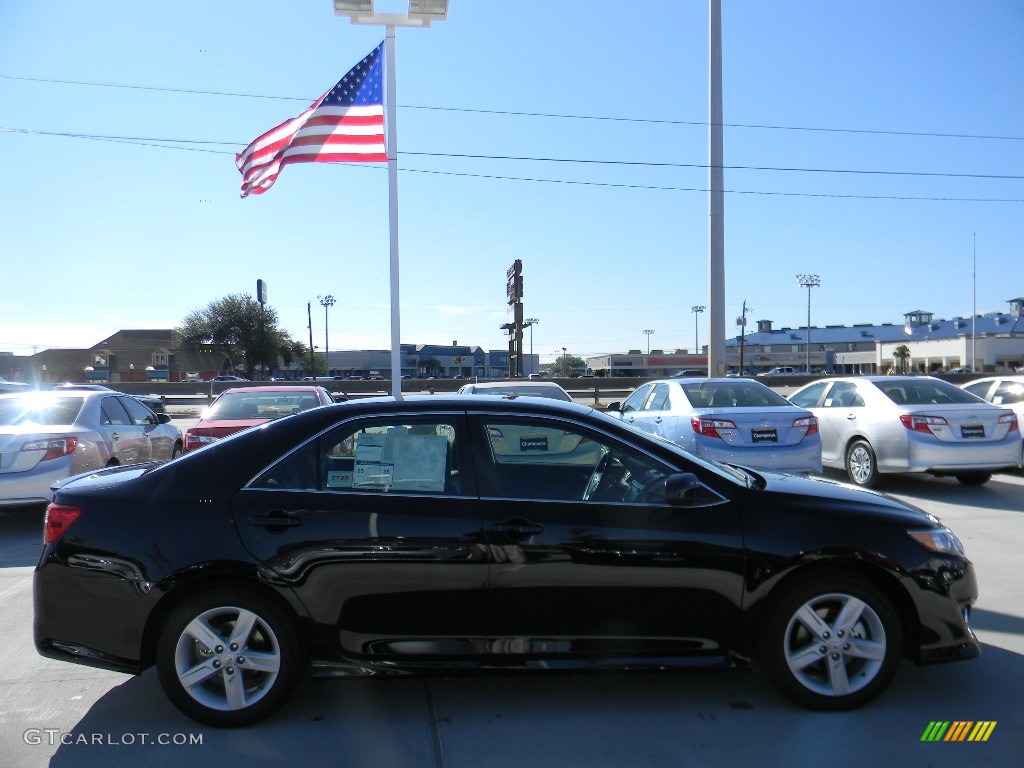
0 390 183 507
789 375 1022 487
607 378 822 473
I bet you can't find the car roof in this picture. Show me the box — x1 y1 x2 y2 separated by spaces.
466 381 568 390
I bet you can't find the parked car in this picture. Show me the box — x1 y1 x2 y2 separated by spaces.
455 380 573 401
607 378 821 473
961 375 1024 460
0 390 182 507
183 385 334 452
758 366 800 376
210 375 250 383
35 396 978 726
0 376 31 394
788 375 1022 487
51 382 166 414
670 369 708 378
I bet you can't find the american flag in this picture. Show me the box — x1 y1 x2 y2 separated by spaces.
236 42 386 198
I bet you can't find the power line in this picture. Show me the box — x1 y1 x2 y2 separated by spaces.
3 72 1023 142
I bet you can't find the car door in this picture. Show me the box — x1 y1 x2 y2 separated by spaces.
470 411 744 659
627 382 674 439
232 412 488 661
815 381 866 465
97 395 148 464
119 395 167 459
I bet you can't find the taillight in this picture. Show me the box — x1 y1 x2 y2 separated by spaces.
793 416 819 437
44 503 82 543
691 416 737 439
999 413 1019 433
184 432 218 451
22 437 77 461
899 414 949 433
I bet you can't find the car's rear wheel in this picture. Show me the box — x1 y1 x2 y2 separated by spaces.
156 588 305 727
758 571 902 710
845 440 882 488
955 472 991 486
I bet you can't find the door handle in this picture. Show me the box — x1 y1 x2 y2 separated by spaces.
249 511 303 528
492 519 544 538
846 414 857 420
654 417 663 424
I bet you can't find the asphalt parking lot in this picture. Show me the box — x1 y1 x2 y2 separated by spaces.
1 416 1022 766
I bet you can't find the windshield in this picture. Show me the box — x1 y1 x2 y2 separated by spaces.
0 396 84 426
205 391 323 421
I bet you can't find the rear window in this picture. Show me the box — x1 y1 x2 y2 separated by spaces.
680 381 791 408
0 396 84 426
872 379 981 406
205 391 324 420
464 385 572 402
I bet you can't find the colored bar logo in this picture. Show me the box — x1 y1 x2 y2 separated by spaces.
921 721 997 742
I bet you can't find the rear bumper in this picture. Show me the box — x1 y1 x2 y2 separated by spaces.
881 432 1023 474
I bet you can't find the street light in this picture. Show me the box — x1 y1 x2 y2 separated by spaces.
333 0 450 397
691 306 705 356
643 329 655 354
525 317 539 375
797 274 821 373
318 294 336 377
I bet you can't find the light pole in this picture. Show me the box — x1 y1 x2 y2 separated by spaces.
525 318 539 375
691 306 705 358
643 329 655 354
333 0 450 397
318 294 335 377
797 274 821 373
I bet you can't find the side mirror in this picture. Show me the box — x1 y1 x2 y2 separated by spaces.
605 401 622 413
157 413 172 424
664 472 708 506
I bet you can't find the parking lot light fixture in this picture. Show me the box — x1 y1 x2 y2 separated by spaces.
797 274 821 373
691 306 705 356
643 329 655 354
318 295 336 376
525 318 539 375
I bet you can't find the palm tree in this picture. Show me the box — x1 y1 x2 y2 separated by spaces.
893 344 911 374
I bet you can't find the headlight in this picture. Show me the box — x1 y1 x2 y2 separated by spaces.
908 527 965 555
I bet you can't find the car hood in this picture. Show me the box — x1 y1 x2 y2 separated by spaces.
189 418 269 433
744 467 937 526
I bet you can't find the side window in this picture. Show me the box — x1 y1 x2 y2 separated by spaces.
961 381 991 400
478 417 673 503
621 383 653 413
789 381 828 408
252 416 461 495
824 382 863 408
993 381 1024 405
645 383 672 412
100 397 131 426
121 396 157 425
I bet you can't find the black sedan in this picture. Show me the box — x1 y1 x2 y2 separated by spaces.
34 396 979 726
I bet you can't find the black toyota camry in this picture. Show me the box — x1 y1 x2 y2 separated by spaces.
33 396 979 726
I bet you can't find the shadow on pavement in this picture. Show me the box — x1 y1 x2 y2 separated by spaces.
46 645 1024 768
0 505 45 568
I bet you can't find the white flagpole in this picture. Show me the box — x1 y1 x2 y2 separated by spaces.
385 26 403 400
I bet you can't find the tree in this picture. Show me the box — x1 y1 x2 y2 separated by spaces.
175 294 306 378
893 344 911 374
552 353 586 377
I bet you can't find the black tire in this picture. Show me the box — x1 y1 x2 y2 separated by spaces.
758 570 903 710
845 440 883 488
156 588 306 727
171 444 183 460
955 472 991 486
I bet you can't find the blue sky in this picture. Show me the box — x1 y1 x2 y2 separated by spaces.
2 0 1022 363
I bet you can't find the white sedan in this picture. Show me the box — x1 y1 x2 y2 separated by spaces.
607 378 822 474
789 375 1022 487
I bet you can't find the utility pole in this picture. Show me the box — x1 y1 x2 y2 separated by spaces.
307 302 315 378
737 300 749 375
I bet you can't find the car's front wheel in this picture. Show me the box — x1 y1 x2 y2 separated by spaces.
758 571 903 710
845 439 882 488
156 588 305 727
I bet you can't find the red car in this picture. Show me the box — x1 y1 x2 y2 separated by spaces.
183 386 334 452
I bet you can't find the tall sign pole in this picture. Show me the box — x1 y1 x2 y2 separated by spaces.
502 259 524 378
